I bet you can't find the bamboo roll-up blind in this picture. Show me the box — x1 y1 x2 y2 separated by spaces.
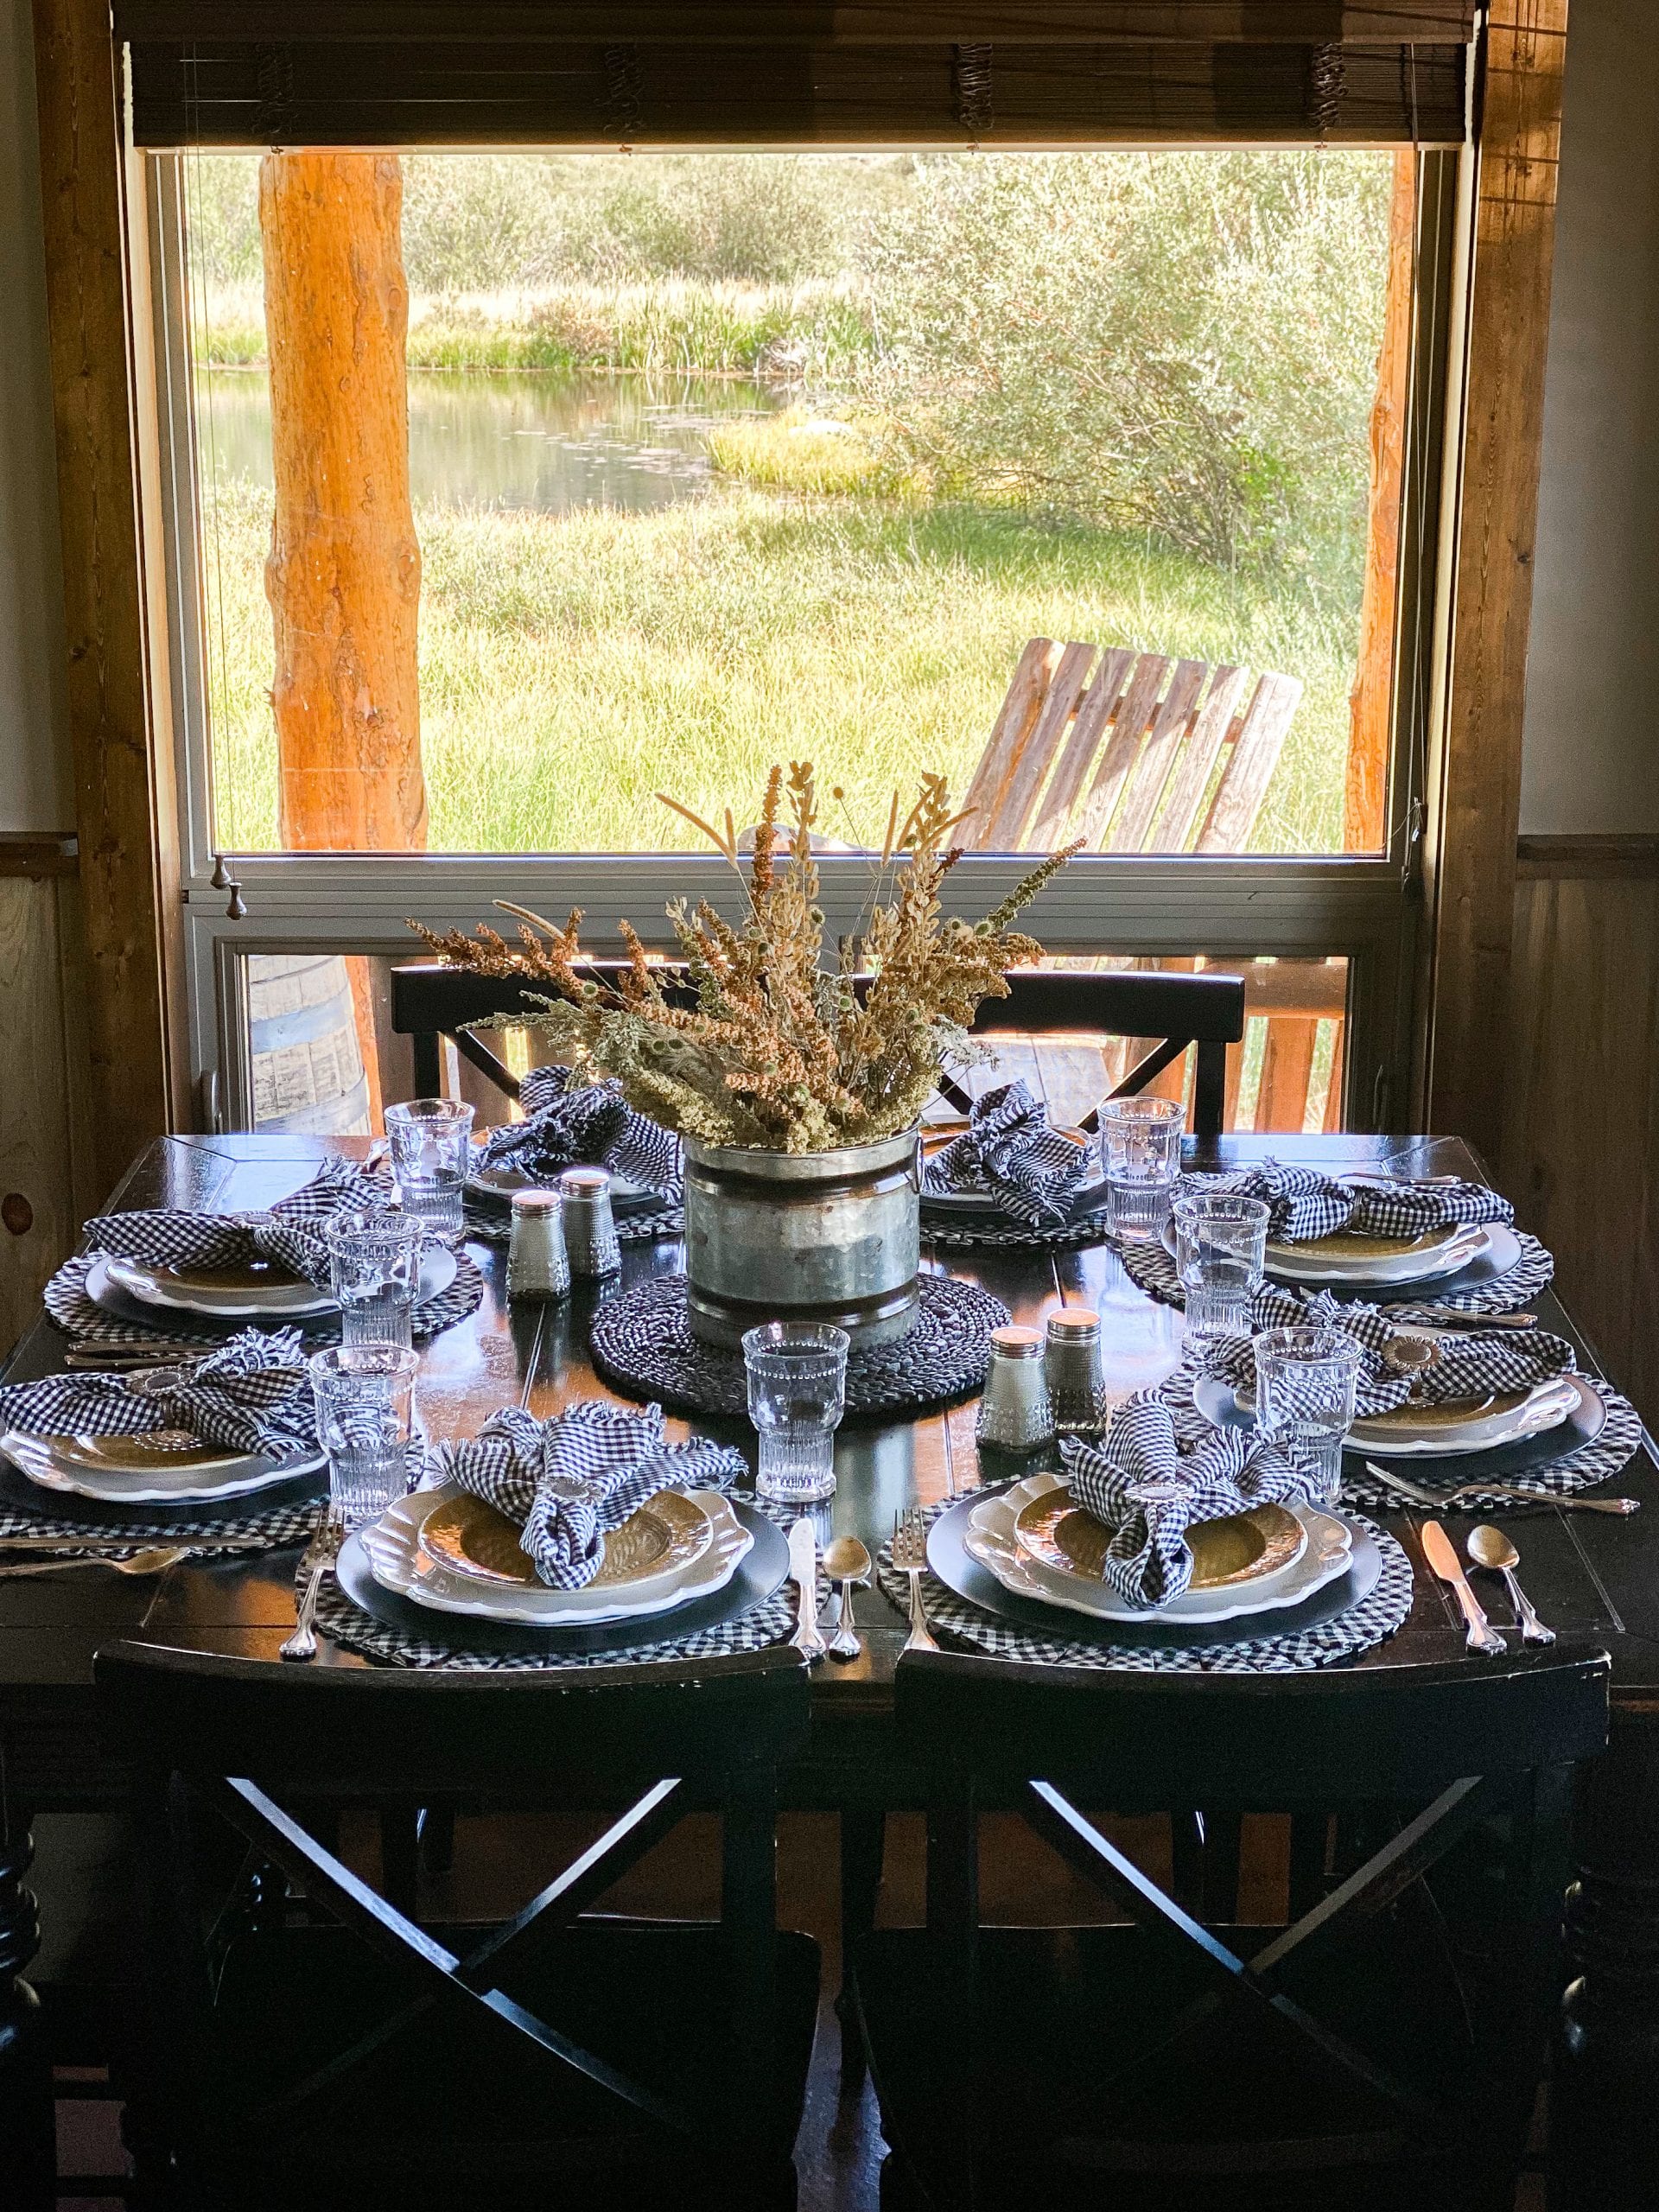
120 1 1471 147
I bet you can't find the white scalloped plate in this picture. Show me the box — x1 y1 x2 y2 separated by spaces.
964 1471 1354 1625
0 1428 323 1503
363 1483 752 1624
103 1244 457 1319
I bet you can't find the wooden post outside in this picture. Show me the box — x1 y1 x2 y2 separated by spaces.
1344 148 1416 855
259 151 428 1122
1423 0 1569 1156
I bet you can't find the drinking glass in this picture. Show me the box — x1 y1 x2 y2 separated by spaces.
308 1344 419 1530
1096 1096 1184 1241
1253 1325 1363 1508
385 1098 474 1244
742 1322 849 1504
327 1210 422 1348
1174 1193 1270 1346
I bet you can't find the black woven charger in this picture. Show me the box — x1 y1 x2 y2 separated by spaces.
589 1272 1010 1422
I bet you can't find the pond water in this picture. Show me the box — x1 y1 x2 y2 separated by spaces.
195 367 781 513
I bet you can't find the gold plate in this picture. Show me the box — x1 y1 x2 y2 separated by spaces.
58 1431 234 1472
148 1258 305 1294
1357 1389 1527 1433
1266 1226 1462 1264
1015 1492 1306 1591
419 1489 713 1588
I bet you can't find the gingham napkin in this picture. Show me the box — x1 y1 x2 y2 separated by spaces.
1058 1394 1313 1609
922 1081 1090 1226
1206 1287 1577 1420
476 1066 682 1196
86 1158 397 1290
1179 1160 1513 1245
430 1401 746 1591
0 1327 316 1455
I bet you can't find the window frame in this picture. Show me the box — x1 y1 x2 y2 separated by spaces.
146 145 1464 1137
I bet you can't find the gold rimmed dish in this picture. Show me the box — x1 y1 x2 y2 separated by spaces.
418 1487 713 1589
1014 1489 1306 1592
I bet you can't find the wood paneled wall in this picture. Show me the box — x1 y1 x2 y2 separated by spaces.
1500 837 1659 1426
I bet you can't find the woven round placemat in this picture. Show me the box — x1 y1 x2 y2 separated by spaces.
873 1497 1413 1674
589 1273 1010 1421
1114 1221 1554 1319
44 1251 486 1350
1154 1357 1643 1515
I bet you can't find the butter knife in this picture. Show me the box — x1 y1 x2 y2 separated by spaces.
786 1519 827 1665
1421 1519 1506 1656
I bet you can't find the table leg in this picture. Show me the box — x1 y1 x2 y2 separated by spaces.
1550 1715 1659 2210
0 1789 53 2211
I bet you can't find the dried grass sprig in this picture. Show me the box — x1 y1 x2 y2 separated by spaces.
412 766 1072 1154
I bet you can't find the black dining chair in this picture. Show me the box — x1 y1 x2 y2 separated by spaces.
849 1643 1609 2212
95 1642 817 2212
389 960 1245 1142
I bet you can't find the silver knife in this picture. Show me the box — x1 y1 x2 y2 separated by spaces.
786 1519 827 1665
0 1533 278 1554
1421 1519 1506 1656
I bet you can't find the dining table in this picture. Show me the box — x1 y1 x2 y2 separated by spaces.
1 1087 1657 2211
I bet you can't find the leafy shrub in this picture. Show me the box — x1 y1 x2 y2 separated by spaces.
836 151 1393 579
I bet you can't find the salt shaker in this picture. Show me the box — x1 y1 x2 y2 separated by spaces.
559 1166 621 1277
1045 1308 1108 1436
976 1325 1056 1452
507 1188 571 1300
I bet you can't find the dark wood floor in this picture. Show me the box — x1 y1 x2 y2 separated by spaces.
45 1807 1548 2210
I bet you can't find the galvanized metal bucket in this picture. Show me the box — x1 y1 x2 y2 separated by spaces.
682 1129 921 1349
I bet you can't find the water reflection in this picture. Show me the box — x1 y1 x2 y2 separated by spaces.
195 368 780 515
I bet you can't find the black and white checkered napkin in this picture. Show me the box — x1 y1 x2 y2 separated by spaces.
0 1326 316 1455
1179 1159 1513 1245
1058 1393 1313 1609
477 1067 682 1195
1205 1287 1577 1420
86 1158 397 1289
430 1400 746 1591
923 1081 1090 1226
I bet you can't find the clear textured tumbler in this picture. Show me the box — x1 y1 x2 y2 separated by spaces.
327 1210 422 1349
385 1098 474 1246
1097 1096 1184 1241
1253 1325 1363 1508
308 1344 419 1530
742 1322 849 1504
1174 1193 1270 1346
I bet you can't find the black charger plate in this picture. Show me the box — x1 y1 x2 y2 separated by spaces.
0 1449 324 1530
334 1499 788 1658
1192 1369 1605 1489
925 1491 1382 1653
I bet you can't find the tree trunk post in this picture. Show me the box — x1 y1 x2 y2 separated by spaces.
1344 149 1416 855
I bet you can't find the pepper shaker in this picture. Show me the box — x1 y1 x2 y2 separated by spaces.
1045 1308 1108 1436
507 1187 571 1300
976 1325 1056 1452
559 1166 622 1277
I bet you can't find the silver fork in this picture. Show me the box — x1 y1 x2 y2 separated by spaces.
892 1510 940 1656
281 1511 343 1662
1363 1459 1640 1516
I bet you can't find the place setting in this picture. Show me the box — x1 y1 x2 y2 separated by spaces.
918 1080 1115 1250
42 1141 487 1356
463 1063 687 1245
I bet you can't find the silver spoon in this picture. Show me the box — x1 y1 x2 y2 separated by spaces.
1466 1522 1554 1646
0 1545 196 1579
822 1535 872 1662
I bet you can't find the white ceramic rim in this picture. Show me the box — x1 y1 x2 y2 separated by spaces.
0 1429 324 1503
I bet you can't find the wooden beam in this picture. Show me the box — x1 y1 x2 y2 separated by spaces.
1423 0 1568 1157
32 0 180 1198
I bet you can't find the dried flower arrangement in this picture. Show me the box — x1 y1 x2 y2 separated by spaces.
411 764 1077 1154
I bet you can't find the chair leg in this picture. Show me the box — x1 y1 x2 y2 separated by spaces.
837 1810 887 2096
1199 1809 1242 1923
417 1803 455 1878
380 1808 421 1923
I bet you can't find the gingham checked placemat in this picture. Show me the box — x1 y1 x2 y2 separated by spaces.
311 1489 798 1670
0 1482 324 1553
1154 1357 1645 1514
462 1194 683 1249
923 1203 1114 1253
1113 1216 1555 1319
873 1497 1414 1674
43 1251 486 1349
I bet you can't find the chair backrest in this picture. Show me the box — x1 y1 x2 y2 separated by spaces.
963 637 1304 855
391 960 1246 1144
97 1643 810 2164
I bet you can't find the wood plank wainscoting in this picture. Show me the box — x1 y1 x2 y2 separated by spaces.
0 836 94 1360
1502 835 1659 1428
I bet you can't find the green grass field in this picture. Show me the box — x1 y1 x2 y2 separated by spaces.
204 468 1354 855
